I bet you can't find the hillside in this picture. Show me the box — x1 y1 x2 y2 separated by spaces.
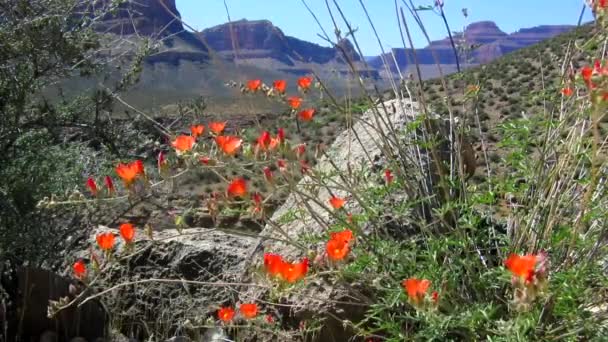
419 24 604 184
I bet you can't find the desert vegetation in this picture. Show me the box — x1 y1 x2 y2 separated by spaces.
2 0 608 341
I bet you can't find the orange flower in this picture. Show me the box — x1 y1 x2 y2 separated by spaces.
73 260 86 279
402 278 431 303
384 169 394 184
227 178 248 198
172 135 196 152
104 176 115 195
280 258 308 283
119 223 135 244
582 66 593 81
431 291 439 304
297 76 313 91
264 253 284 276
504 253 537 279
273 79 287 94
134 160 145 176
298 108 315 121
215 135 242 155
209 121 227 135
293 144 306 158
326 238 349 261
277 127 286 142
287 96 302 110
330 229 353 244
86 177 98 196
247 79 262 92
277 159 288 172
218 307 235 322
239 303 258 319
256 131 272 150
252 192 263 213
96 232 115 251
329 196 346 209
115 161 144 187
561 87 573 97
190 124 205 137
263 166 273 183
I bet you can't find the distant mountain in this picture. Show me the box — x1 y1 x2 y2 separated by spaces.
85 0 209 61
197 19 375 78
368 21 574 77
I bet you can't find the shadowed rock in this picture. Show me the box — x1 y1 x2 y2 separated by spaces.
0 260 107 342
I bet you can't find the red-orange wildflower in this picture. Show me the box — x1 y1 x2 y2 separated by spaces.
227 178 248 198
190 124 205 138
218 307 235 322
280 258 308 283
256 131 272 150
273 79 287 94
104 176 115 195
172 135 196 153
134 160 145 176
86 177 98 196
239 303 258 319
384 169 394 184
293 143 306 158
115 161 144 187
329 195 346 209
287 96 302 110
209 121 227 135
277 159 288 172
263 253 284 276
402 278 431 303
252 192 263 213
431 291 439 304
247 79 262 92
96 232 115 251
298 108 315 122
119 223 135 244
297 76 313 91
263 166 273 183
581 66 593 84
326 238 349 261
277 127 286 142
73 260 86 279
330 229 354 244
561 87 573 97
504 253 537 280
215 135 242 155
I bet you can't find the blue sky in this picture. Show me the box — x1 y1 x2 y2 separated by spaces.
175 0 594 56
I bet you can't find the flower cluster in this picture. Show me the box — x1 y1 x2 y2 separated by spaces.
72 223 137 280
217 303 261 323
263 253 309 283
504 251 549 311
326 229 354 262
401 278 439 309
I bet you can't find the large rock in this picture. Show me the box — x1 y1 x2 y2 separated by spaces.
237 99 421 340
